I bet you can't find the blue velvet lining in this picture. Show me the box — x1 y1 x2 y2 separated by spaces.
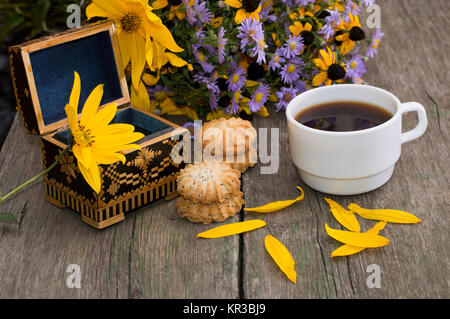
30 30 122 126
53 108 173 145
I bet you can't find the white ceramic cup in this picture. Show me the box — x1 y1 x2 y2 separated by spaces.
286 84 427 195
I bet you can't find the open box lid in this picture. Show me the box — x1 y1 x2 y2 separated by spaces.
9 21 129 135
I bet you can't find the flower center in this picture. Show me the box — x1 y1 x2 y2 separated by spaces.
258 38 265 49
242 0 260 13
283 93 292 102
78 127 95 147
169 0 182 5
327 63 346 80
349 26 365 41
254 92 264 103
274 55 279 62
287 65 296 73
120 12 141 33
300 30 314 46
232 73 240 84
198 52 206 62
288 41 296 50
350 61 358 69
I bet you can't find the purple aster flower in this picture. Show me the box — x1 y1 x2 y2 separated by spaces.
294 79 307 94
228 91 241 115
282 34 304 59
217 27 228 64
344 0 360 19
268 48 285 71
237 18 264 52
366 28 384 58
319 9 341 41
345 54 367 81
184 0 212 26
275 86 297 112
193 73 220 110
280 57 304 85
192 44 214 74
227 67 246 92
248 83 270 112
251 37 268 65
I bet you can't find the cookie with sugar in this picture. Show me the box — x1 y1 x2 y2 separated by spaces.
176 191 244 224
176 161 241 204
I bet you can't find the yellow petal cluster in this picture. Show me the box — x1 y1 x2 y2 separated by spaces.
65 71 144 193
86 0 186 111
325 198 422 257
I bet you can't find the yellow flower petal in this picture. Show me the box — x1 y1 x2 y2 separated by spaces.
89 103 117 129
78 161 101 194
152 0 168 10
224 0 242 9
147 22 184 53
324 198 360 232
325 223 389 248
131 78 151 111
312 58 328 71
319 49 332 67
265 235 297 284
130 32 147 91
245 186 304 213
80 84 103 128
165 52 188 67
92 149 126 165
234 8 249 24
86 0 126 19
331 221 387 257
312 71 328 86
197 219 266 238
69 71 81 110
348 204 422 224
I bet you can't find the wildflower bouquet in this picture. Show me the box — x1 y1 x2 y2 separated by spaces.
145 0 383 120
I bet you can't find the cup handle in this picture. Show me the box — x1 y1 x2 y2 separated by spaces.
399 102 428 144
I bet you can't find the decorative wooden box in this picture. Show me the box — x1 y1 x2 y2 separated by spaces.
9 22 189 229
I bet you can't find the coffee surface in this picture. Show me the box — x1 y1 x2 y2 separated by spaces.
295 101 392 132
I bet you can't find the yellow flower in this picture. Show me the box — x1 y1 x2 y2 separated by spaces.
335 13 365 55
289 21 312 36
225 0 261 24
86 0 183 92
312 48 346 86
65 72 144 193
152 0 186 20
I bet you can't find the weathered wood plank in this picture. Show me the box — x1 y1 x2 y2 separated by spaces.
0 114 240 298
242 0 449 298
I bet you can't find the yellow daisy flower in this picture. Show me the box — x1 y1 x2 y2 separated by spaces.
86 0 183 92
64 72 144 193
312 48 346 86
289 21 314 46
334 13 365 55
224 0 261 24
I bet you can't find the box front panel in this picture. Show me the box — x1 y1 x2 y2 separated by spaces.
98 131 189 210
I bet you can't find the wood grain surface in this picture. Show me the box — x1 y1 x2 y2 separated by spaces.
0 0 448 298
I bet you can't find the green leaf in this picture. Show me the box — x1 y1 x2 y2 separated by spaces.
0 12 26 43
0 213 19 224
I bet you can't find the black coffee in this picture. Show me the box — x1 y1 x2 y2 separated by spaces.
295 101 392 132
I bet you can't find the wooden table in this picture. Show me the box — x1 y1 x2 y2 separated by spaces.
0 0 448 299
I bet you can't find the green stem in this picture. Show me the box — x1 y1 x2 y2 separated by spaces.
0 144 71 203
